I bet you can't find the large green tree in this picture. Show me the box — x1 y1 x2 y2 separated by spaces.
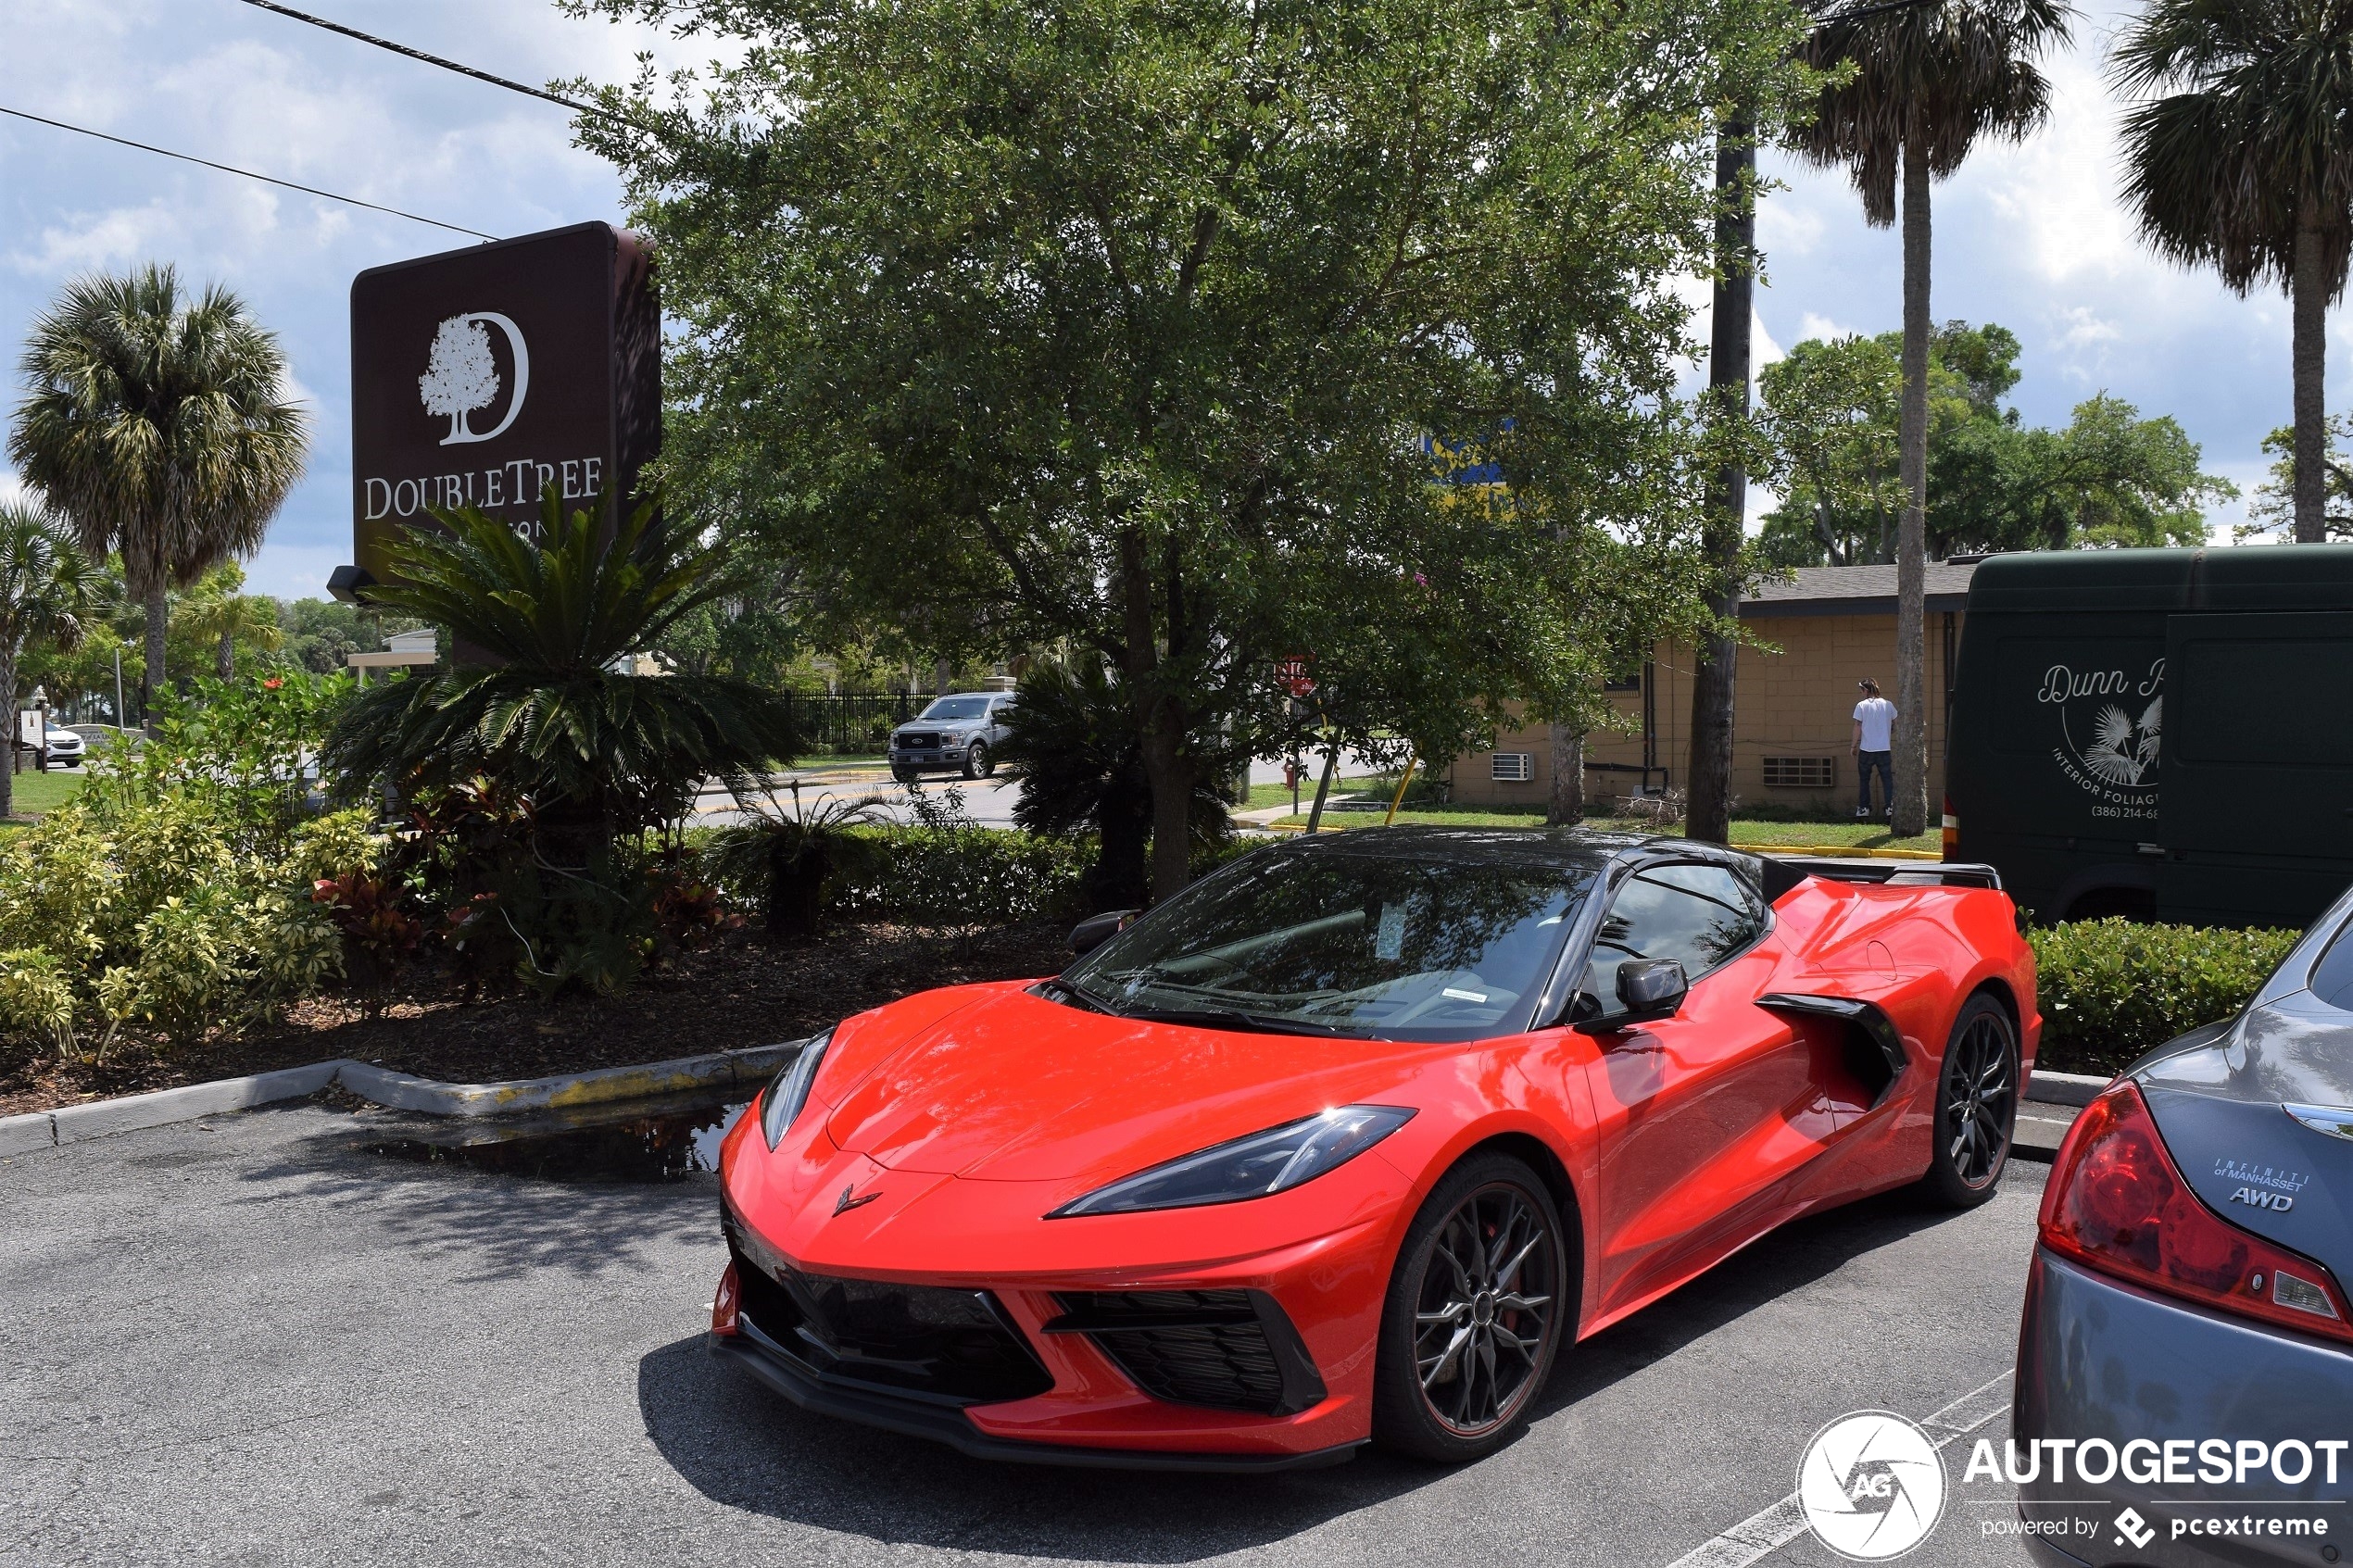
2115 0 2353 545
571 0 1804 897
9 265 308 724
1789 0 2071 838
1761 322 2232 564
2246 414 2353 541
1758 333 1906 566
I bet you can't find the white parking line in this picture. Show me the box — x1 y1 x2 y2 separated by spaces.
1660 1372 2015 1568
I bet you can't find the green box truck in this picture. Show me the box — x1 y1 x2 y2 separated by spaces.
1949 545 2353 929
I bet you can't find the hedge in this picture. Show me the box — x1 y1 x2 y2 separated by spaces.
2029 919 2302 1076
829 825 1090 926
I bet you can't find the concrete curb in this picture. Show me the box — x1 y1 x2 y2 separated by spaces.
2024 1069 2109 1108
0 1040 2108 1155
0 1041 802 1154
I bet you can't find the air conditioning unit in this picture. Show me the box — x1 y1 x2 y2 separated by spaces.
1491 752 1535 783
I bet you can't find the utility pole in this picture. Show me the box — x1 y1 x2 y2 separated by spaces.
1686 113 1755 847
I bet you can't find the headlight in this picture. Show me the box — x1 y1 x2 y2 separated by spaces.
1048 1105 1415 1217
760 1027 835 1150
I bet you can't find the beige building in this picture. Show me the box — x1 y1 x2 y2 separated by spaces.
1447 561 1980 814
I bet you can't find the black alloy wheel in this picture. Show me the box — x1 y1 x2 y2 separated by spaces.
963 740 992 780
1920 993 2019 1208
1374 1154 1568 1461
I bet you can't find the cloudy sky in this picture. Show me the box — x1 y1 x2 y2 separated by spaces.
0 0 2323 600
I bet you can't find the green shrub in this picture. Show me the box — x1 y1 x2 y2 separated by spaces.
2030 919 2303 1075
830 825 1088 926
0 673 384 1054
0 948 75 1055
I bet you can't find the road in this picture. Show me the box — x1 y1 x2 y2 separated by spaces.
0 1103 2048 1568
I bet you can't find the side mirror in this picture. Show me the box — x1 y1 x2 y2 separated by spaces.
1576 958 1687 1034
1069 908 1139 957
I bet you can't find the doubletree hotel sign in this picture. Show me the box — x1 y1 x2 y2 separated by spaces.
334 221 658 599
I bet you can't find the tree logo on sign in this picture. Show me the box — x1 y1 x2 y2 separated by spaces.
418 311 531 445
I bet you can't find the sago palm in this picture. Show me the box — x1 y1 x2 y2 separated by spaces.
1789 0 2072 837
8 264 307 723
2113 0 2353 544
321 490 805 851
0 502 102 819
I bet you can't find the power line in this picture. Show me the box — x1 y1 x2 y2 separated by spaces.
233 0 621 123
0 105 500 242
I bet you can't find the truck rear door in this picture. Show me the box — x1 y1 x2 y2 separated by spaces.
2160 610 2353 926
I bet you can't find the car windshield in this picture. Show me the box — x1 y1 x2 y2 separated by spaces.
917 697 992 721
1063 843 1595 1041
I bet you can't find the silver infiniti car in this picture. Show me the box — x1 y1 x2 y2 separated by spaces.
2016 879 2353 1565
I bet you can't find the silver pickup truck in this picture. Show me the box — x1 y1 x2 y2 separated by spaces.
887 692 1017 781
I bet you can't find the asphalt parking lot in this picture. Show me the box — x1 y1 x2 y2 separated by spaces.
2 1104 2048 1568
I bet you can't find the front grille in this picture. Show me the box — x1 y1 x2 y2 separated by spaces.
724 1211 1051 1406
900 732 940 748
1049 1289 1323 1417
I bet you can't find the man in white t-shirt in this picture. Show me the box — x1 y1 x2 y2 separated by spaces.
1853 679 1895 820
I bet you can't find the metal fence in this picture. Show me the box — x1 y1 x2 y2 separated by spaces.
784 692 926 754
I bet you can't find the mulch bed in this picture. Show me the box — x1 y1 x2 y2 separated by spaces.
0 921 1072 1120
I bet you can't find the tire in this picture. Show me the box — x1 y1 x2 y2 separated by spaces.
1918 992 2020 1210
1373 1153 1570 1463
963 740 991 780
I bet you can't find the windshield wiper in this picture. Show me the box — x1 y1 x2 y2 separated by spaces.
1119 1005 1353 1037
1036 977 1115 1014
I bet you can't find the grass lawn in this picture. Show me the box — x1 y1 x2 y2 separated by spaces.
0 766 87 824
1262 797 1940 853
1243 781 1390 810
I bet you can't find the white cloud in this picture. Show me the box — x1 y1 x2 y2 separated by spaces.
1755 196 1825 259
1797 311 1856 344
6 200 181 274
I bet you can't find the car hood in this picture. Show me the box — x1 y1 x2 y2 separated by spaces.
821 985 1424 1183
2139 994 2353 1292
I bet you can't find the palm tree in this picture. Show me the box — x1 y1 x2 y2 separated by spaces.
177 565 285 678
1788 0 2071 838
8 265 307 725
322 489 805 855
2113 2 2353 545
0 502 101 819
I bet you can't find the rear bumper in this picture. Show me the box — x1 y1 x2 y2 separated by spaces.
710 1325 1363 1473
2015 1248 2353 1564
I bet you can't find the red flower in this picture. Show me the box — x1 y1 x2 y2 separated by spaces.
262 677 283 690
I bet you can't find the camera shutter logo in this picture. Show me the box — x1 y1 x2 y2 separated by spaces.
1797 1411 1947 1561
418 311 530 445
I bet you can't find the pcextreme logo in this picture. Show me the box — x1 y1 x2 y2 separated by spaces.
1798 1411 1947 1561
418 311 530 445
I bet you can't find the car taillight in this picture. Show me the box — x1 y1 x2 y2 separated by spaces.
1942 796 1958 861
2041 1081 2353 1344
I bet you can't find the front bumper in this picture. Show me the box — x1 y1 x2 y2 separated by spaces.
2014 1248 2353 1565
709 1321 1361 1472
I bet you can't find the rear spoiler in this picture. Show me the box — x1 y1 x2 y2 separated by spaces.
1758 857 2004 901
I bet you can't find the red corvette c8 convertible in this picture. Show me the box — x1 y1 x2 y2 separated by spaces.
710 828 2036 1470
